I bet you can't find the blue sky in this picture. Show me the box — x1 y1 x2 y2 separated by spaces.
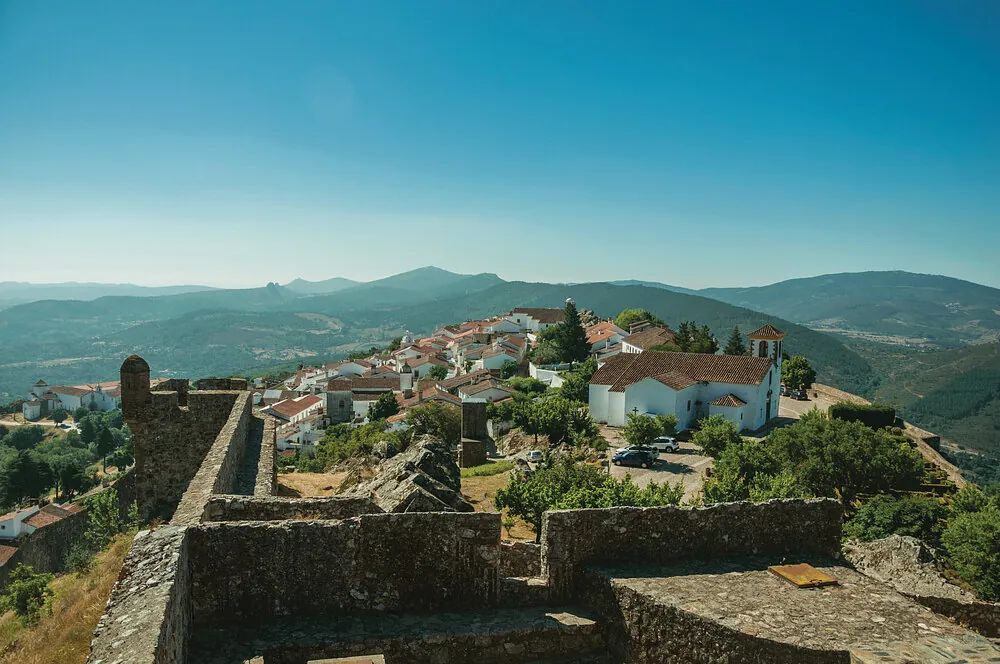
1 1 998 289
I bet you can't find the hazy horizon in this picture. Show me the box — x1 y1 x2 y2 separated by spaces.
2 2 998 289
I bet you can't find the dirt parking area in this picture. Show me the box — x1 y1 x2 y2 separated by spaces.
777 391 833 420
600 424 712 502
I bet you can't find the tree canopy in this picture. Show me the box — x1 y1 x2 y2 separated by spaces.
623 413 678 447
368 391 400 421
405 401 462 446
428 364 449 381
723 327 747 356
782 355 817 389
614 308 664 331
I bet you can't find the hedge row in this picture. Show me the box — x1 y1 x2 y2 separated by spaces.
829 402 896 430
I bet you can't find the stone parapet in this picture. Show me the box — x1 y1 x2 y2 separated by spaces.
201 495 382 522
541 498 843 599
254 414 277 496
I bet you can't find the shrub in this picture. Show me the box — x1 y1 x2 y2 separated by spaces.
942 505 1000 601
0 564 54 625
460 460 514 477
828 402 896 430
843 494 948 546
65 544 95 575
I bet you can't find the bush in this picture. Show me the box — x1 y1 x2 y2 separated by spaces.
460 460 514 477
65 544 95 575
0 564 54 625
828 402 896 430
623 413 678 448
84 487 123 550
691 415 743 458
942 505 1000 601
843 494 949 546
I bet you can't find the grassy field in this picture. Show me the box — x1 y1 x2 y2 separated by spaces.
459 471 535 541
277 472 346 497
0 533 133 664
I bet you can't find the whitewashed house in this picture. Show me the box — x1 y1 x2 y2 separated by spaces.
458 380 512 403
475 348 520 371
588 326 785 433
620 326 678 354
266 394 324 424
505 308 565 332
0 505 39 540
587 321 627 353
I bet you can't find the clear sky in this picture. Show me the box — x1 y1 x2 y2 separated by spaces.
1 1 998 289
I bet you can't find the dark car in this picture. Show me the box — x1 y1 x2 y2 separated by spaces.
612 450 654 468
793 389 808 400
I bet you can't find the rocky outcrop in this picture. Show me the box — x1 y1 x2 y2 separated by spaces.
341 435 473 513
847 535 1000 637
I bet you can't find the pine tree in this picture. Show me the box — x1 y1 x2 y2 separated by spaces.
723 327 747 356
676 321 693 352
560 300 591 363
96 426 115 473
79 416 97 446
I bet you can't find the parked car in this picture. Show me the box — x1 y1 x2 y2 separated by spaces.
612 450 654 468
780 385 791 396
525 450 543 462
793 389 808 400
650 436 680 452
614 445 659 460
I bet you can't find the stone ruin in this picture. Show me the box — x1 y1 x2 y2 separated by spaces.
86 356 1000 664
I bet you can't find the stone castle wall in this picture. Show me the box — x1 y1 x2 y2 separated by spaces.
201 495 382 522
188 512 502 624
254 414 277 496
0 508 88 592
541 498 843 598
171 391 253 526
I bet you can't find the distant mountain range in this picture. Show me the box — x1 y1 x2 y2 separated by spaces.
3 267 999 453
0 281 217 310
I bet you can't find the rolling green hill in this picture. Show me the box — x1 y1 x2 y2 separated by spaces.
0 275 876 404
698 271 1000 348
852 340 1000 453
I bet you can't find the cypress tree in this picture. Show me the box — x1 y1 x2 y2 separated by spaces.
560 301 591 363
724 326 747 356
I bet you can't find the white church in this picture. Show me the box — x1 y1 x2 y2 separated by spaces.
588 324 786 432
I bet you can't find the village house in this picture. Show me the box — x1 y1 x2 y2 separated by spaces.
404 354 450 380
0 503 75 541
326 375 400 420
587 321 627 353
475 347 520 371
397 385 462 410
589 326 785 432
621 325 678 354
505 307 566 332
22 379 122 419
265 394 324 424
457 379 511 403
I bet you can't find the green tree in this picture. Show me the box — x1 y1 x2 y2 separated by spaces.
405 402 462 445
84 487 124 550
723 327 747 356
0 564 54 625
49 409 68 426
614 309 664 332
428 365 449 381
843 495 949 546
0 450 53 508
500 360 519 380
782 355 817 390
4 425 45 451
513 397 597 446
953 485 990 514
505 377 548 396
102 409 124 430
559 300 591 363
96 425 115 473
368 391 400 421
942 506 1000 601
35 437 94 500
79 416 97 446
495 457 682 541
73 406 90 422
388 336 403 352
622 412 677 447
559 372 589 403
691 415 743 458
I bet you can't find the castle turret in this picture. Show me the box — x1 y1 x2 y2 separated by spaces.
120 354 152 421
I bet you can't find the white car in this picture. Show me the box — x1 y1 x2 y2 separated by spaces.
525 450 543 462
650 436 680 452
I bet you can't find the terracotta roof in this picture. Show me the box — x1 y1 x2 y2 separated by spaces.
587 327 620 344
25 400 42 406
49 385 91 398
24 504 73 529
386 412 408 423
63 503 86 514
327 377 398 391
481 348 518 359
278 450 295 458
407 355 448 368
437 368 494 392
0 544 17 564
511 307 566 324
398 386 462 409
460 380 509 396
591 350 774 393
622 326 677 351
268 394 323 419
710 394 748 407
748 324 786 340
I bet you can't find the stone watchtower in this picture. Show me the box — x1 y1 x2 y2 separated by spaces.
457 399 490 468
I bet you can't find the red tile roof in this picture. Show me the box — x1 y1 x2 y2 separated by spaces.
0 544 17 565
327 377 398 391
511 307 566 324
622 326 677 351
460 380 509 396
587 327 620 344
591 350 774 393
49 385 91 398
710 394 748 407
748 324 786 340
269 394 323 419
24 504 73 529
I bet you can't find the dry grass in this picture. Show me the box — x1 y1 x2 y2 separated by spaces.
277 472 346 497
460 472 535 541
0 532 134 664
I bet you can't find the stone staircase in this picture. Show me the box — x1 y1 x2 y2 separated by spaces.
189 606 609 664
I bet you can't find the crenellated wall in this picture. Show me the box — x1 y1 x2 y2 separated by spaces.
201 495 382 522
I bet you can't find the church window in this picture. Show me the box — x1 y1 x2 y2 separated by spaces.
687 400 691 411
758 341 768 358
